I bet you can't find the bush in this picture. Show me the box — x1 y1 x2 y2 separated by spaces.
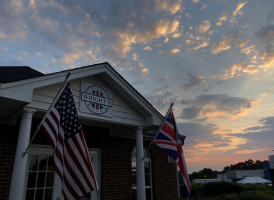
202 182 243 197
179 182 274 200
238 190 274 200
180 183 203 197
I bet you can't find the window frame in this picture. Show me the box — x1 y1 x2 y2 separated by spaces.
25 145 101 200
131 146 153 200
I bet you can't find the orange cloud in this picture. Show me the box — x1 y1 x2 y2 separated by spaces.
139 67 149 77
258 50 274 70
154 0 182 15
216 15 228 26
211 34 248 54
220 64 242 79
144 46 152 51
193 42 209 51
211 40 232 54
242 64 259 74
234 148 266 155
166 48 180 55
232 1 248 16
196 20 211 33
60 52 82 65
240 45 256 55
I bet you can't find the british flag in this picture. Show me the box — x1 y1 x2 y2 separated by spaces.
153 108 191 198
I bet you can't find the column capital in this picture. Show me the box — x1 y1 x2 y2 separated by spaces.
23 107 37 113
136 127 144 133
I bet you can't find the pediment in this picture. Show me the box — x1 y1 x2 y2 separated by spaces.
0 63 162 127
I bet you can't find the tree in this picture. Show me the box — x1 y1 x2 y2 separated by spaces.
223 159 269 172
189 168 218 181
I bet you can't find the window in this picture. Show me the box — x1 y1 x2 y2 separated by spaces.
131 146 152 200
25 147 55 200
25 146 101 200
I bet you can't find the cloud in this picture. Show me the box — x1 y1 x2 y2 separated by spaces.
234 148 266 155
201 4 207 10
232 1 248 17
157 75 168 81
192 0 200 4
216 15 228 26
193 41 209 51
242 64 259 74
31 14 60 33
220 63 242 80
165 48 180 55
240 45 257 55
145 91 181 112
154 0 182 15
139 67 149 77
211 32 248 54
181 94 253 120
254 24 274 70
181 74 205 91
0 0 185 72
196 20 211 33
132 52 139 61
144 46 152 51
229 1 248 25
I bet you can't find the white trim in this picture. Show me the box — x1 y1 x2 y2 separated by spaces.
0 63 163 126
24 146 102 200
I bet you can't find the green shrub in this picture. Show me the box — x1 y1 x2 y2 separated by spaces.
202 182 243 197
238 190 274 200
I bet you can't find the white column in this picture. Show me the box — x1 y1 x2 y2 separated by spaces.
9 108 35 200
136 127 146 200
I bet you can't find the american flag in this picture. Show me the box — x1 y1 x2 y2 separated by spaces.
153 108 191 198
39 82 98 200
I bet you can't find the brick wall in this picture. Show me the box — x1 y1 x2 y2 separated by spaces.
100 137 135 200
150 144 178 200
0 124 19 200
1 120 179 200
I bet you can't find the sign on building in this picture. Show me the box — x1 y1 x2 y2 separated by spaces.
80 81 113 116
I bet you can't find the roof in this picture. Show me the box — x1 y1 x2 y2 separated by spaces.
237 176 271 184
0 63 163 128
0 66 44 83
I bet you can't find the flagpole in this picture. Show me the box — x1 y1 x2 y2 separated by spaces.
24 72 71 154
146 102 174 152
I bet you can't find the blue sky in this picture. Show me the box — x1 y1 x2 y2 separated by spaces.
1 0 274 172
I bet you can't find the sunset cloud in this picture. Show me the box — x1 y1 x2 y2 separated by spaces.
216 15 228 26
220 63 242 80
211 33 248 54
232 1 248 17
145 91 181 111
181 74 205 91
196 20 211 33
166 48 180 55
234 148 266 155
240 45 257 55
181 94 253 120
144 46 152 51
154 0 182 14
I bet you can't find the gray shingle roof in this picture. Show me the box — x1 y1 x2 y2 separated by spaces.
0 66 44 83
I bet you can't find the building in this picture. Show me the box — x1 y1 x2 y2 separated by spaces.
0 63 182 200
215 169 267 183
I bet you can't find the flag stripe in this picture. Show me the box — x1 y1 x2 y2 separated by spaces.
65 141 92 192
39 82 98 200
66 137 94 190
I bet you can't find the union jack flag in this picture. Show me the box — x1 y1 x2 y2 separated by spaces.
153 108 191 198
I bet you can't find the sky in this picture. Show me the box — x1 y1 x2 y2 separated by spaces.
0 0 274 173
